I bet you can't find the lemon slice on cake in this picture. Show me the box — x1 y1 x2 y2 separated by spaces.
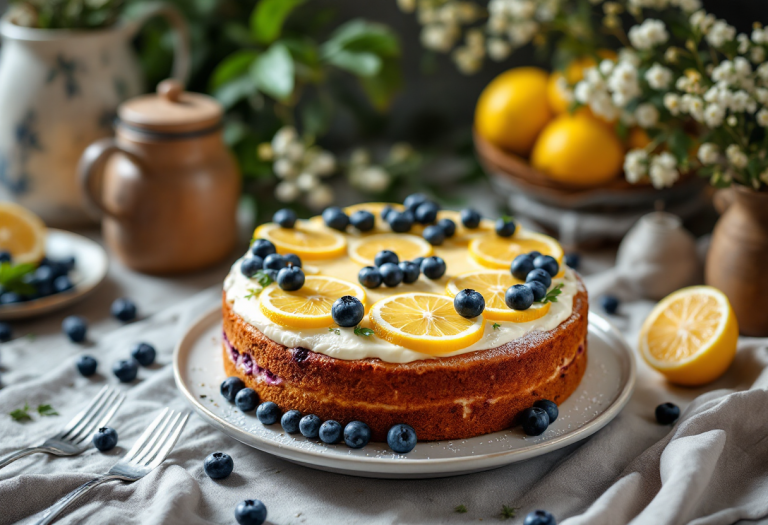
369 292 484 354
639 286 738 386
260 275 366 329
348 234 432 266
0 203 46 264
255 222 346 260
468 230 564 270
436 210 495 245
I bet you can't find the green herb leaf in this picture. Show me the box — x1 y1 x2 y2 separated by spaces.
210 50 260 91
0 262 36 296
250 0 306 44
328 327 340 335
255 270 273 288
251 42 295 101
492 322 501 331
539 283 564 304
354 326 374 337
501 214 515 223
324 50 381 77
10 403 31 422
213 75 257 109
500 505 519 519
454 504 468 514
37 404 58 417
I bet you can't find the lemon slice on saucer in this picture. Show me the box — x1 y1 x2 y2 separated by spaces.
639 286 738 386
259 275 366 329
0 203 46 264
255 222 346 260
369 293 484 354
348 234 433 266
468 230 564 270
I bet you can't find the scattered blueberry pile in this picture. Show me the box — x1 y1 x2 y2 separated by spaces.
507 252 562 311
358 250 447 290
0 252 76 305
242 234 306 292
520 399 559 437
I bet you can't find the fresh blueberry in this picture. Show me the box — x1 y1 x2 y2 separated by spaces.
111 298 137 322
505 284 534 310
76 355 98 376
454 289 485 318
112 358 139 383
220 376 246 403
343 420 371 449
422 225 445 246
34 265 55 284
404 193 429 212
526 281 548 302
0 251 11 263
92 427 118 452
130 342 156 366
358 266 383 289
387 210 414 233
52 275 73 293
398 261 420 284
0 322 11 342
62 315 88 343
510 254 535 280
534 255 559 277
235 499 267 525
281 410 302 433
273 208 297 228
533 399 559 423
420 256 446 280
0 292 21 304
379 262 403 287
60 256 76 271
601 295 620 315
251 239 276 258
277 266 305 291
283 253 302 268
322 206 349 231
524 509 556 525
526 269 552 288
350 210 375 232
36 279 54 297
410 257 425 269
204 451 234 479
528 250 542 259
460 208 481 229
235 388 258 412
655 402 680 425
374 250 399 267
319 420 342 444
256 402 281 425
262 253 287 272
520 406 550 436
241 257 264 278
299 414 322 439
437 218 456 237
495 218 517 237
331 296 365 327
381 205 394 222
414 201 440 224
564 252 580 270
387 423 418 454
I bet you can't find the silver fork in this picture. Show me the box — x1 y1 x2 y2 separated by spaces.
0 385 125 470
34 407 190 525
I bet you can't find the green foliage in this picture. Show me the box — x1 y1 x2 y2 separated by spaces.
7 0 125 29
354 326 374 337
37 404 59 416
539 283 564 304
250 0 305 44
10 403 32 422
454 504 468 514
251 43 295 101
0 262 36 296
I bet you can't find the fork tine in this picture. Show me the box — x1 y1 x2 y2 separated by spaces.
66 389 119 443
57 385 110 437
123 408 169 461
73 391 126 445
62 388 115 441
131 411 178 465
147 412 189 469
137 412 181 466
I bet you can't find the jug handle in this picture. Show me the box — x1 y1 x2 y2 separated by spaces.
78 138 134 219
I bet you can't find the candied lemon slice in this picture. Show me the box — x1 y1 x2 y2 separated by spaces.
0 202 46 264
436 210 495 245
639 286 738 386
259 275 366 329
468 230 564 269
254 222 346 260
369 292 484 354
348 233 433 266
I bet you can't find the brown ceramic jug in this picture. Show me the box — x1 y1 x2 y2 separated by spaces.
78 79 240 274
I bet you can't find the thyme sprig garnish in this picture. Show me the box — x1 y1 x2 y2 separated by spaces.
538 283 564 304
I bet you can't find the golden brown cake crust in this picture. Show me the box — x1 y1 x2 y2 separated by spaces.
221 279 589 441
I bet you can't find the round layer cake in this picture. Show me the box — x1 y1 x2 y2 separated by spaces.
222 204 588 442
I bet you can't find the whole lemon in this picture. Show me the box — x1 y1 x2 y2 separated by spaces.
547 51 618 114
475 67 553 156
531 113 624 187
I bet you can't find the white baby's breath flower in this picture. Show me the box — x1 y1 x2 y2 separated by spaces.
507 20 539 46
306 151 336 177
750 46 765 64
649 152 679 188
635 103 660 128
456 1 482 22
275 181 300 202
599 59 615 76
727 115 738 126
271 126 298 156
487 15 508 34
356 166 391 192
676 76 691 92
726 144 748 168
487 38 512 61
488 0 510 17
466 28 485 50
624 149 648 184
618 48 640 68
349 148 370 167
629 19 669 50
673 0 701 12
751 27 766 44
757 108 768 127
755 88 768 105
608 62 641 100
573 81 594 104
296 172 320 191
453 46 483 74
421 23 459 52
706 20 736 48
590 92 620 121
703 103 725 127
284 141 305 163
274 158 298 180
734 57 752 78
698 143 719 165
645 63 673 90
306 183 334 210
664 93 682 115
729 90 752 113
682 94 705 121
690 10 715 33
397 0 416 13
509 0 536 18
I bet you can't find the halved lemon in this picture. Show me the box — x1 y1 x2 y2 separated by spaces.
259 275 366 329
436 210 495 245
639 286 738 386
348 234 433 266
468 230 564 269
369 292 484 354
254 222 346 260
0 203 46 264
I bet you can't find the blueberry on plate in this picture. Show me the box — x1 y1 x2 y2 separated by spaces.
62 315 88 343
256 402 281 425
251 239 276 258
387 210 414 233
53 275 73 293
235 388 258 412
322 206 349 231
437 218 456 237
319 420 342 444
655 402 680 425
262 253 287 272
331 296 365 327
235 499 267 525
410 257 425 269
526 268 552 289
374 250 399 267
524 509 556 525
343 420 371 449
601 295 620 315
564 252 580 270
0 251 11 263
277 266 305 291
454 289 485 318
510 254 535 280
350 210 375 232
415 201 440 224
299 414 322 438
281 410 302 434
283 253 302 268
112 358 139 383
460 208 481 229
0 322 11 342
92 427 118 452
220 377 246 403
358 266 383 289
204 451 234 479
422 225 445 246
241 256 264 278
398 261 420 284
130 342 156 367
526 281 548 303
520 406 550 436
0 292 21 304
420 256 446 280
533 255 559 277
495 218 517 237
76 355 98 377
379 262 403 287
111 297 137 322
387 423 418 454
404 193 429 212
505 284 534 311
533 399 559 423
273 208 297 228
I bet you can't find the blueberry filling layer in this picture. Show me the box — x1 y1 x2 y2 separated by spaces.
223 332 283 385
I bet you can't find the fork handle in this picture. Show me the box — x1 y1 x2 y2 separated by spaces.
34 475 119 525
0 446 49 470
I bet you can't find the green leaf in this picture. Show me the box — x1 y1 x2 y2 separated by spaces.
282 37 320 67
454 504 468 514
359 57 403 111
354 326 374 337
492 322 501 331
255 270 273 288
213 74 257 109
325 50 381 77
10 403 31 422
500 505 519 519
539 283 564 304
37 404 58 417
0 262 36 296
210 50 259 91
250 0 306 44
322 19 400 57
251 43 295 101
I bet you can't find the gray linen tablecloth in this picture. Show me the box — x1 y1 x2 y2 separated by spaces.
1 257 767 524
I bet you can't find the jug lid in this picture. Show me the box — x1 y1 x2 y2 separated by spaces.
118 79 222 135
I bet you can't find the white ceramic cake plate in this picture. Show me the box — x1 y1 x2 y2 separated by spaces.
174 307 636 479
